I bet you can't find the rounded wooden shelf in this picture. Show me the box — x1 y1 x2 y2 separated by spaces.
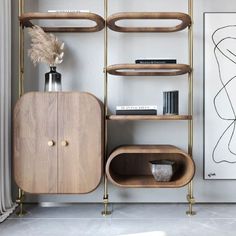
19 12 105 33
107 115 192 121
106 145 195 188
107 64 191 76
107 12 191 33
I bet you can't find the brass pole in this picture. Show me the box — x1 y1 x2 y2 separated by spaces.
186 0 196 216
18 0 24 97
102 0 111 216
16 0 27 217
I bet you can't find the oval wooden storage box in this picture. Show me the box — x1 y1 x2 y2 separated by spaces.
14 92 104 194
106 145 195 188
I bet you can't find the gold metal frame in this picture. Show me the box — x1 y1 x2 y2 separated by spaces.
102 0 112 216
186 0 196 216
16 0 27 217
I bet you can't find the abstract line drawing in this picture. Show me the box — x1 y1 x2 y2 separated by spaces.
212 25 236 164
204 13 236 179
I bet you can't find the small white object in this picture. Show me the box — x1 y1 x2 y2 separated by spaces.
48 10 90 13
116 105 158 110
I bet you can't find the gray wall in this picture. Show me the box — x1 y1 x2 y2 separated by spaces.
11 0 236 203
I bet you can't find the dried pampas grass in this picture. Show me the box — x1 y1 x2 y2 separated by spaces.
28 25 64 66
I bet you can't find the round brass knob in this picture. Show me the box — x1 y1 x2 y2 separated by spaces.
61 140 69 147
48 140 55 147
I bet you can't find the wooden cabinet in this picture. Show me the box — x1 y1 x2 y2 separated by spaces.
14 92 104 194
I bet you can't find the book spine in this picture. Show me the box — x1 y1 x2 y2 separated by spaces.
163 92 167 115
174 91 179 115
116 105 157 110
135 59 177 64
116 110 157 115
48 10 90 13
163 91 179 115
167 92 171 114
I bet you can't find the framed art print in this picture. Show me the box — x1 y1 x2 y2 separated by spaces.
204 13 236 179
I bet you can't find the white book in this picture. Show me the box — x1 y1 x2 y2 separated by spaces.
116 105 158 110
48 10 90 13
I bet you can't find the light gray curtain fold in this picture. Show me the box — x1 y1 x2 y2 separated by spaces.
0 0 17 223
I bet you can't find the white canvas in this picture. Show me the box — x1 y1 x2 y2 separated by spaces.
204 13 236 179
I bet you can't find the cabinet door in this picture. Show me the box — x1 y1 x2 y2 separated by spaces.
58 92 103 193
14 92 58 194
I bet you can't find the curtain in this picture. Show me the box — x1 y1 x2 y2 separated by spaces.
0 0 17 223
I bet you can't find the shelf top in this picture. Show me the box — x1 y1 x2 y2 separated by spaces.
109 145 189 155
107 115 192 121
107 64 191 76
107 12 191 33
19 12 105 33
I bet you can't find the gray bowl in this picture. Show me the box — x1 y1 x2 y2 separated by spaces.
149 160 175 182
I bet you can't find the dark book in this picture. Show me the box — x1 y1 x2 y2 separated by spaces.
116 109 157 115
135 59 177 64
163 91 179 115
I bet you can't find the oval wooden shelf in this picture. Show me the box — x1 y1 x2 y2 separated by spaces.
107 64 191 76
107 12 191 33
106 145 195 188
19 12 105 33
107 115 192 121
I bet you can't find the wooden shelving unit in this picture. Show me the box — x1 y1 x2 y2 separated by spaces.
103 0 196 216
20 12 105 32
106 145 195 188
16 0 195 217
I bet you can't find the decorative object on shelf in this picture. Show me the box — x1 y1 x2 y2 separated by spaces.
135 59 177 64
163 91 179 115
116 105 157 115
149 160 175 182
44 66 62 92
204 13 236 179
27 25 64 91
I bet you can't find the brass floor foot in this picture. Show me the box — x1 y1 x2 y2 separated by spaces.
186 210 196 216
15 208 28 217
101 210 112 216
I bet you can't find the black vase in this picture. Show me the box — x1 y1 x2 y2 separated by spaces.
44 66 62 92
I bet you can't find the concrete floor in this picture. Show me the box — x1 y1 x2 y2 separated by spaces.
1 204 236 236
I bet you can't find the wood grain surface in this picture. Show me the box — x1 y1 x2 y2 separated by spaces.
106 145 195 188
14 92 103 194
107 115 192 121
107 64 191 76
58 92 103 194
19 12 105 33
14 92 58 194
107 12 191 33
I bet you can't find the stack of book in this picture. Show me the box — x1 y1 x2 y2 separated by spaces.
116 106 157 115
163 91 179 115
135 59 177 64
